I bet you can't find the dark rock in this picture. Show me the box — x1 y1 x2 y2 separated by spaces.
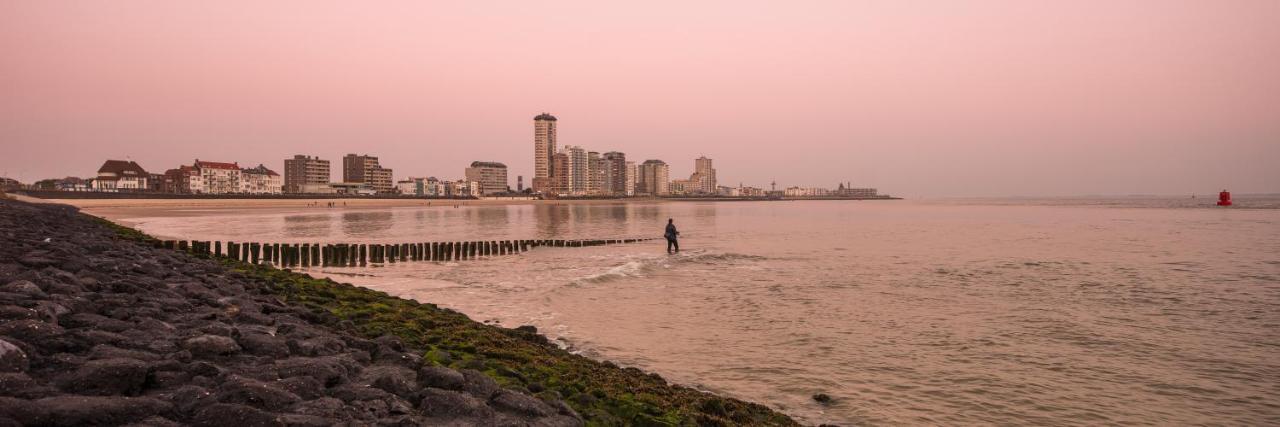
274 357 350 387
417 365 466 391
288 397 355 420
0 281 44 299
417 388 494 418
17 255 57 269
55 357 150 396
326 384 394 403
490 389 556 417
69 329 129 347
286 337 345 357
183 334 240 358
373 335 405 352
0 373 56 399
122 416 183 427
0 319 66 345
168 385 215 414
195 322 235 337
460 369 500 399
183 361 223 378
215 376 302 410
32 301 69 324
351 398 390 418
0 339 29 373
812 393 833 404
275 414 332 427
87 344 159 361
60 313 131 331
151 370 191 389
13 395 171 426
0 306 36 321
366 365 418 398
274 375 324 400
236 333 290 358
190 403 284 427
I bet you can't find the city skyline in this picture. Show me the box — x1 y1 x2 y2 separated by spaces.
2 1 1277 197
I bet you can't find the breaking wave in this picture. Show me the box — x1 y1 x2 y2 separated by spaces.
572 250 766 285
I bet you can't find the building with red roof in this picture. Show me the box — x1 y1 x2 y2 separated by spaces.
91 160 150 192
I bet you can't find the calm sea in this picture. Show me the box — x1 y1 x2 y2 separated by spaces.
127 197 1280 425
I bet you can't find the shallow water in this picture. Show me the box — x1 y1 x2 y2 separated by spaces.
124 197 1280 425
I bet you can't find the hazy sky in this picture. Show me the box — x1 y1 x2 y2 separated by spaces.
2 1 1278 197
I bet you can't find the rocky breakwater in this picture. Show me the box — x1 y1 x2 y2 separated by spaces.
0 199 582 426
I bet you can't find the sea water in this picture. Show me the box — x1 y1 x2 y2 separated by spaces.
125 197 1280 425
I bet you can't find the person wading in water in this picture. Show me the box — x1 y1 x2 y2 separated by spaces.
665 218 680 254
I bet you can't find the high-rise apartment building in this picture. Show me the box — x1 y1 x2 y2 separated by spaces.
343 154 393 193
690 156 717 194
556 145 588 195
464 161 509 195
587 151 606 195
550 152 570 195
624 161 636 196
283 155 330 193
532 113 557 193
637 160 670 196
603 152 627 196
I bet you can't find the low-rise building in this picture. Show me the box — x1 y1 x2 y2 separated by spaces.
396 177 428 196
92 160 150 192
162 166 201 194
194 160 242 194
669 179 694 196
464 161 509 195
784 187 832 197
240 164 282 194
329 182 376 195
343 154 394 193
284 155 331 193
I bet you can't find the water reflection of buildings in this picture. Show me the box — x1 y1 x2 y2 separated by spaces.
533 202 665 239
341 211 394 237
467 206 512 237
282 214 333 239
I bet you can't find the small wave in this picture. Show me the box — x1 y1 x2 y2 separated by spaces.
577 261 649 284
570 251 767 285
674 251 768 264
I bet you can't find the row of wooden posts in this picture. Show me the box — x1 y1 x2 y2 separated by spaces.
155 238 657 268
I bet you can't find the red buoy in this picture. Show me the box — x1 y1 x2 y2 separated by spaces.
1217 190 1232 206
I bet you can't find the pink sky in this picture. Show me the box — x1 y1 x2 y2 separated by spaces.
2 1 1278 197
